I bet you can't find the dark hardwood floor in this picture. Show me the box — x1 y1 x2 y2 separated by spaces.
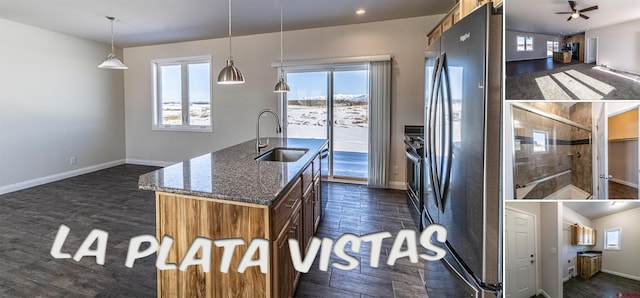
609 181 639 200
0 164 428 297
564 272 640 298
506 57 582 77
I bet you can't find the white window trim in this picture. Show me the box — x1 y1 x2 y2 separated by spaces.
517 36 534 52
151 55 213 132
604 227 622 250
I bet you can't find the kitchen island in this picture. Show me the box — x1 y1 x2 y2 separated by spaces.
553 51 571 63
139 138 327 297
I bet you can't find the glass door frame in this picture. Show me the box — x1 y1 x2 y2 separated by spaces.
279 63 369 181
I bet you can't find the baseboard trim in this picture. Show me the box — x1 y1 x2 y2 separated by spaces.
388 181 406 190
538 289 551 298
125 158 174 167
609 178 638 189
601 269 640 281
0 159 125 195
563 275 570 282
506 56 550 62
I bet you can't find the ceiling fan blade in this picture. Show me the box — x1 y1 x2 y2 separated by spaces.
556 12 572 14
567 16 573 21
580 5 599 12
568 1 577 10
580 14 590 19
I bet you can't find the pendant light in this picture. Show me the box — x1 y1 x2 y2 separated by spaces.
98 16 128 69
274 0 290 93
217 0 245 84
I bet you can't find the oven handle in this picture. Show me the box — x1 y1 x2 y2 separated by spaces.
405 149 421 164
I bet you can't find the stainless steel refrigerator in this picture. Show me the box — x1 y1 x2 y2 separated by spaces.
422 3 503 297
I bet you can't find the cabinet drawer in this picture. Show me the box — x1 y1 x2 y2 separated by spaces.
302 163 313 193
272 178 302 234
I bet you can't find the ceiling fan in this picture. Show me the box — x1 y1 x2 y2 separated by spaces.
555 1 598 21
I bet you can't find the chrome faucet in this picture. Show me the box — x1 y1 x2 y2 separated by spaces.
256 109 282 154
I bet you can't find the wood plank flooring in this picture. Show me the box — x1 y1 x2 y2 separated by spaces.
0 165 427 297
564 272 640 298
609 181 639 200
506 57 582 77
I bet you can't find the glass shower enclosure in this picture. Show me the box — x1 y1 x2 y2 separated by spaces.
511 103 593 199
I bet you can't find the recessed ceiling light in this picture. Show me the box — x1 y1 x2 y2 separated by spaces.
356 9 366 15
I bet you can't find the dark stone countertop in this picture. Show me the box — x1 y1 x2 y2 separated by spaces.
138 138 327 206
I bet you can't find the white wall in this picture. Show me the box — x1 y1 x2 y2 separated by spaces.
123 15 444 187
591 206 640 280
540 202 562 298
505 30 561 62
0 19 126 194
562 205 594 281
585 18 640 75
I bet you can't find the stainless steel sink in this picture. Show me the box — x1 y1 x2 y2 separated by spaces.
255 147 308 162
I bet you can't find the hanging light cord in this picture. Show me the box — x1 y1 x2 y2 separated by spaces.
279 0 284 76
109 18 115 54
228 0 233 58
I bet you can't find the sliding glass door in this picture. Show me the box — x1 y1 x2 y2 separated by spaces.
283 64 369 180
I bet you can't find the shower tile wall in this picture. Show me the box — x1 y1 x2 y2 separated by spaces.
569 103 593 194
513 103 594 199
513 103 572 199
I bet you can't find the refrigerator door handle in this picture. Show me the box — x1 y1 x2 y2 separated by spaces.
428 56 443 209
440 53 453 205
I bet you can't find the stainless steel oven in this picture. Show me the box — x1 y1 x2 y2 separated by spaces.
404 125 424 230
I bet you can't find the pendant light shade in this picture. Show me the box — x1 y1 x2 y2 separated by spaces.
274 0 289 93
98 16 127 70
218 59 245 84
217 0 244 84
274 76 290 93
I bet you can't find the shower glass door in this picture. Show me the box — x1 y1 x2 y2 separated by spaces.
511 104 593 199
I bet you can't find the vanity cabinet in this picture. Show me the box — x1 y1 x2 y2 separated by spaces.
571 224 596 246
578 254 602 279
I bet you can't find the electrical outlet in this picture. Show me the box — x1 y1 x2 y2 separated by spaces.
70 156 77 165
392 165 399 175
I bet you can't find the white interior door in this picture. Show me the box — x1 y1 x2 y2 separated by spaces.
597 104 609 200
505 208 537 298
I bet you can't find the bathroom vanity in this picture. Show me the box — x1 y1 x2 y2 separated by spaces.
139 138 327 297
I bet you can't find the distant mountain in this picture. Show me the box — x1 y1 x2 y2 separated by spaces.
291 94 369 102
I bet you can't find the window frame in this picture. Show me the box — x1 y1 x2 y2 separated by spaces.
516 35 534 52
151 55 213 132
604 227 621 250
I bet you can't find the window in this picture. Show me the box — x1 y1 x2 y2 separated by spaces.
604 227 621 250
517 36 534 52
152 56 212 131
532 130 547 152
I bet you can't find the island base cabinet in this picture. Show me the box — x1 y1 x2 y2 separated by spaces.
156 193 269 298
273 204 302 298
154 154 322 297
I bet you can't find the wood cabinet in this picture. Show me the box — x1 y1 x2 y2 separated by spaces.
578 255 602 279
553 51 571 63
571 224 596 246
426 0 502 46
156 153 323 298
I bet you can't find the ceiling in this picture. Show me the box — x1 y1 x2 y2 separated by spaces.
564 202 640 220
505 0 640 36
0 0 455 48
